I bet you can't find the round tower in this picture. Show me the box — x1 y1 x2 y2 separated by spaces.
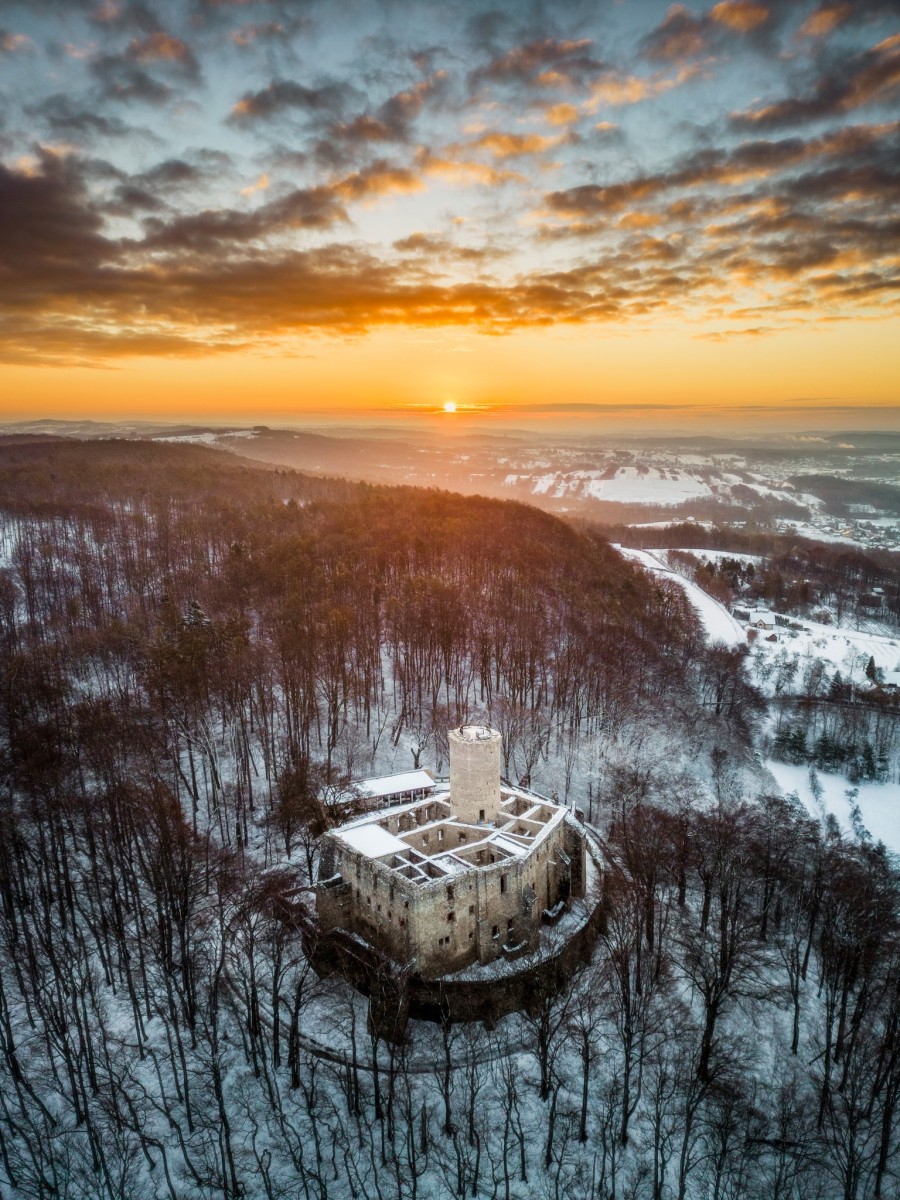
448 725 502 825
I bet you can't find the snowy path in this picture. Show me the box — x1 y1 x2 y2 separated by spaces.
615 545 746 647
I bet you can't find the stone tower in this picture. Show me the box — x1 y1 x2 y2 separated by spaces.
448 725 502 825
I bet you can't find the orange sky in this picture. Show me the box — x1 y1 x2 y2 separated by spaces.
3 316 898 427
1 1 899 429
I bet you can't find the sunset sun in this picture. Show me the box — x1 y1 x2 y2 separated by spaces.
443 401 457 414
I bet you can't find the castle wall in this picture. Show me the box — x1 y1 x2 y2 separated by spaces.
319 812 584 978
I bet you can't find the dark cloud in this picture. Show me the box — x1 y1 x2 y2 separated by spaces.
140 184 348 253
126 31 201 81
135 158 210 189
469 36 604 91
393 232 445 253
330 72 447 146
90 54 174 105
0 150 117 278
545 122 897 217
393 232 502 263
107 184 165 215
641 5 715 62
731 32 900 127
104 158 212 215
229 78 350 122
87 2 165 34
27 95 148 140
86 21 202 105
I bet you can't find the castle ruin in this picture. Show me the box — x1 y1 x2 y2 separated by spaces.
316 726 588 978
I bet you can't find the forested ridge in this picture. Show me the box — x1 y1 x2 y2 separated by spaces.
0 438 898 1200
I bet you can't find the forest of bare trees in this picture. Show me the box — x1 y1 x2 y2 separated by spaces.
0 438 897 1199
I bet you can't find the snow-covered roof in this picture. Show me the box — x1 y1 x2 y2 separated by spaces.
454 725 497 742
357 769 435 800
338 793 450 830
334 824 408 859
489 833 530 858
431 853 470 876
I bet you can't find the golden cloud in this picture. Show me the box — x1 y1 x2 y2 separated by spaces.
128 32 193 64
1 32 30 53
417 151 524 188
240 173 270 197
474 131 566 158
544 103 580 127
797 4 851 39
585 64 700 111
709 1 770 32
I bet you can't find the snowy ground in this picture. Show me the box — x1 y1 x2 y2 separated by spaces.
766 759 900 857
615 545 746 646
0 524 13 569
616 545 900 685
762 615 900 686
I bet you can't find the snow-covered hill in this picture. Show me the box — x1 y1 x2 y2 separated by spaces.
615 545 746 647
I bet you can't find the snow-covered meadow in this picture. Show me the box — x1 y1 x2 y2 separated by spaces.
766 759 900 857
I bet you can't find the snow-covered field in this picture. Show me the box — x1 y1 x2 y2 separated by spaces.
156 432 222 445
765 612 894 687
508 466 715 505
767 759 900 856
583 467 713 505
156 430 258 445
767 615 900 685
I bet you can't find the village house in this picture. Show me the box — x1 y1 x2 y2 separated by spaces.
317 725 588 978
747 609 776 630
